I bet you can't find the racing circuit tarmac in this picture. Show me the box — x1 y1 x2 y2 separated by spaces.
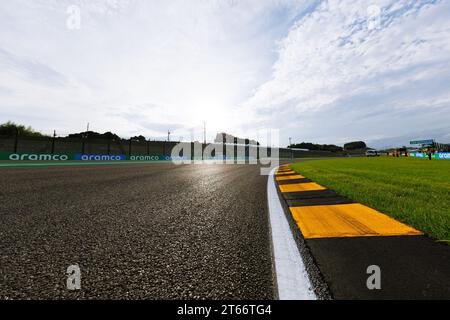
2 160 450 300
0 163 275 299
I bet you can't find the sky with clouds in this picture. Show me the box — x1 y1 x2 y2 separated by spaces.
0 0 449 148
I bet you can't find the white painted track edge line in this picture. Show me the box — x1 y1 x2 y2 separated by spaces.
267 167 317 300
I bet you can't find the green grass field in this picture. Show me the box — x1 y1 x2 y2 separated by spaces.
290 157 450 242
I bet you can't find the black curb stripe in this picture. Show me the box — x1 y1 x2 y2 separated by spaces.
286 197 355 207
281 190 339 200
275 171 296 175
277 178 312 185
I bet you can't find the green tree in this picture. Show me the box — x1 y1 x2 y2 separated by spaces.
130 135 147 142
290 142 343 152
344 141 367 150
68 131 122 140
0 121 46 137
102 131 121 141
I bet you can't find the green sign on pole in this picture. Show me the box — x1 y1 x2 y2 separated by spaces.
410 139 434 145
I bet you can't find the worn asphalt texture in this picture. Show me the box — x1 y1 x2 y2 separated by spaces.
0 163 275 299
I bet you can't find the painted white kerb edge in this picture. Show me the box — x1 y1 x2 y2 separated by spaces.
267 167 316 300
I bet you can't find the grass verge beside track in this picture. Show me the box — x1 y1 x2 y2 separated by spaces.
290 157 450 242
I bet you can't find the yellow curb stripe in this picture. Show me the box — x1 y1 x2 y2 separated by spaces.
289 203 423 239
275 174 306 181
279 183 326 192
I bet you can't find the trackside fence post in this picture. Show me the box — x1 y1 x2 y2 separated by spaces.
13 128 19 153
128 138 132 156
234 138 237 163
222 137 226 163
81 136 85 154
245 139 249 164
51 130 56 154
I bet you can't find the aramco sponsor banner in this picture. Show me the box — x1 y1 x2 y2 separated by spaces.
74 154 180 161
0 152 183 161
74 154 127 161
0 152 73 161
436 152 450 160
410 152 450 159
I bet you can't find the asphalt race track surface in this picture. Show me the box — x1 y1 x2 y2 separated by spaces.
0 163 275 299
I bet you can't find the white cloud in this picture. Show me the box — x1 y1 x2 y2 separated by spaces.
0 0 307 140
1 0 449 147
243 0 450 147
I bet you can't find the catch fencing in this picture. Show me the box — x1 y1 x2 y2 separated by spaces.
0 134 339 161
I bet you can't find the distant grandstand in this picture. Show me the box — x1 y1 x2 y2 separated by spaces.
214 132 258 146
